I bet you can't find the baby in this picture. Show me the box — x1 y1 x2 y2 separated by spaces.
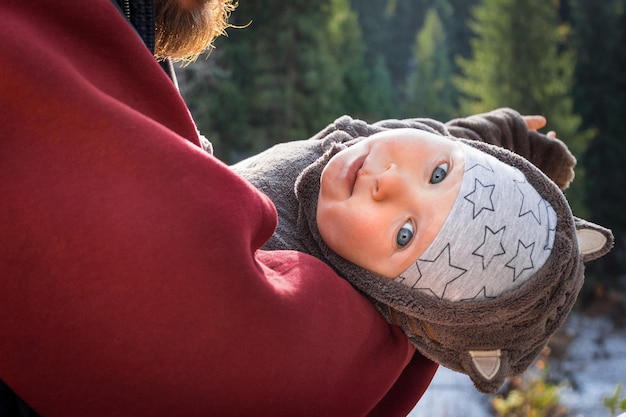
231 108 613 393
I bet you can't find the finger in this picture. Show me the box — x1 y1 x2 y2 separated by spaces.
524 115 547 131
547 131 557 138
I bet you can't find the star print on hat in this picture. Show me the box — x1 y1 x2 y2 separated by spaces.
396 142 557 301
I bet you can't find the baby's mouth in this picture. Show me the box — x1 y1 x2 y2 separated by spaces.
346 154 366 196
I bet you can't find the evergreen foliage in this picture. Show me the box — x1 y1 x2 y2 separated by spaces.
327 0 375 119
175 0 626 278
180 0 350 162
443 0 479 64
351 0 427 96
366 54 397 120
455 0 592 216
405 6 457 120
570 0 626 275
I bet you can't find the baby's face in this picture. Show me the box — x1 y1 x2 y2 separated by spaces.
317 129 465 278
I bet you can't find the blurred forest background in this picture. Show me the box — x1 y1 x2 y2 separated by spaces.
177 0 626 310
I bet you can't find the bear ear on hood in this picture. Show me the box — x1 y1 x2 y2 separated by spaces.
574 217 614 262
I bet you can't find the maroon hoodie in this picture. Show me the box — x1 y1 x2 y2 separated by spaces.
0 1 436 416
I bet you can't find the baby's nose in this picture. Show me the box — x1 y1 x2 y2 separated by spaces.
371 164 405 202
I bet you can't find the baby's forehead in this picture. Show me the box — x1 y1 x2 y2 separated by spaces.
448 141 526 177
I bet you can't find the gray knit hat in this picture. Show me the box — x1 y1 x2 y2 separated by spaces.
396 142 557 302
295 129 613 393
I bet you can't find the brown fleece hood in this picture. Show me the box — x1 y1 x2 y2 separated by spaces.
294 118 613 393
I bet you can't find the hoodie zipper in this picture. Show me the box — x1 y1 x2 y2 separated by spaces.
121 0 131 20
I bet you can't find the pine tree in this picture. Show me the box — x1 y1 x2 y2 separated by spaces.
349 0 392 72
383 0 432 89
327 0 373 119
445 0 480 65
176 44 253 162
405 6 456 120
351 0 431 112
455 0 592 216
571 0 626 275
247 0 344 148
367 54 396 119
178 0 347 163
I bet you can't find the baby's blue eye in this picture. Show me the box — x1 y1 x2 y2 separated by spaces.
430 163 449 184
397 221 414 248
